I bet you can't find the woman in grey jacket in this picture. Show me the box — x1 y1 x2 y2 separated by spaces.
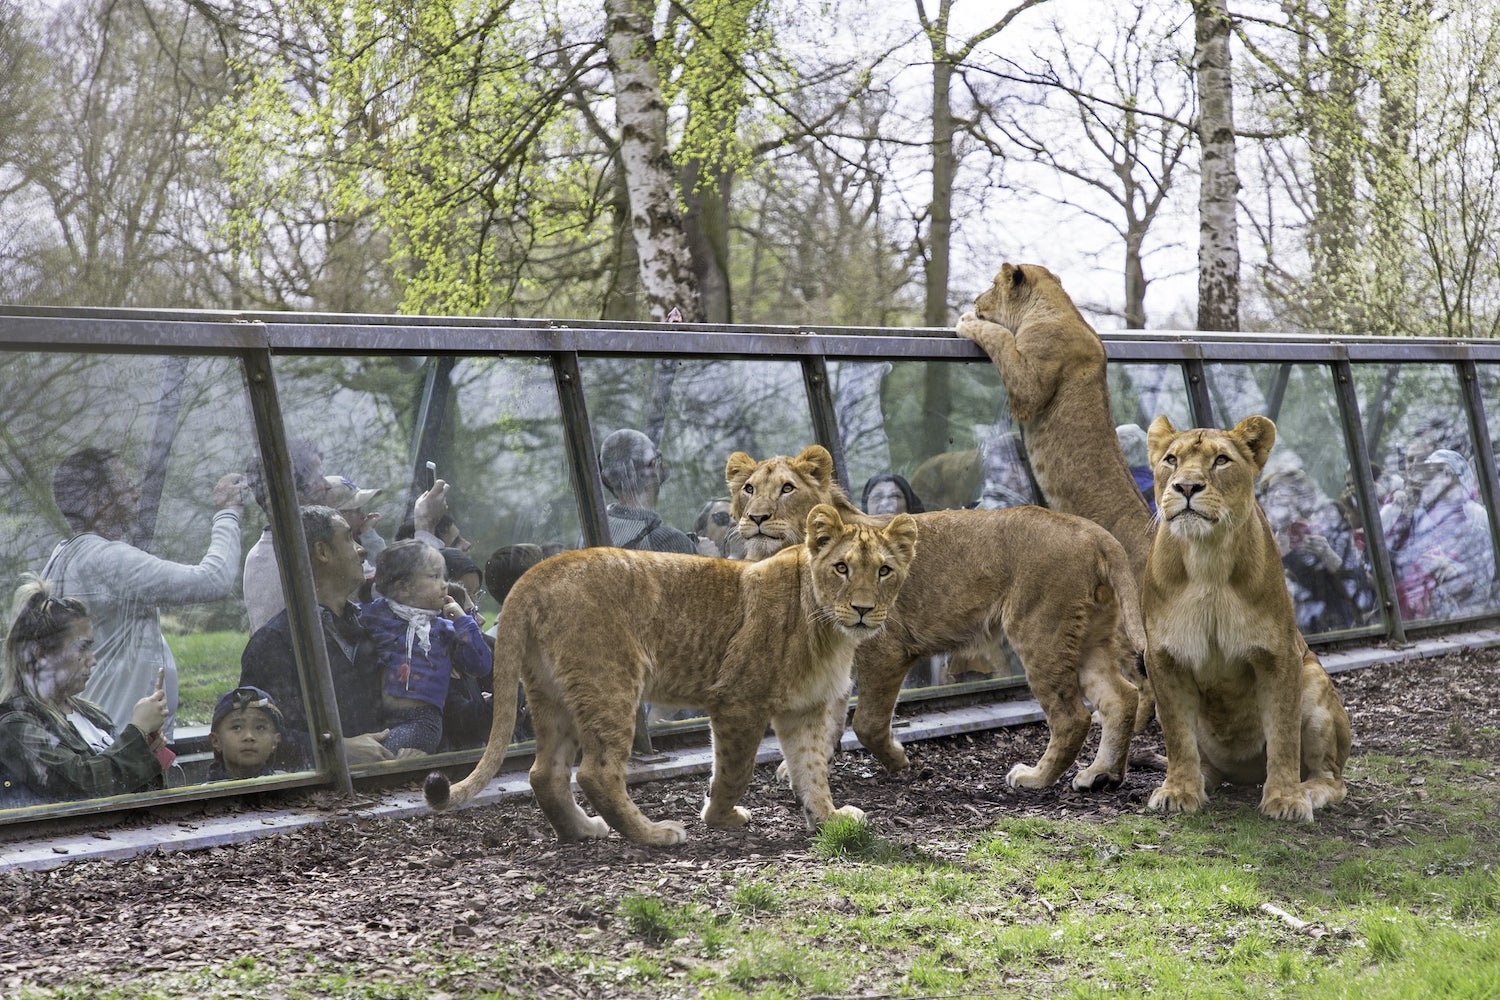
43 448 244 742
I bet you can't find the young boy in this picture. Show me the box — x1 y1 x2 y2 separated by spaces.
207 685 284 781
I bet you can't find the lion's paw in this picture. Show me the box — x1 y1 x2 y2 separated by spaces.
774 760 791 784
702 801 753 829
1005 763 1052 789
955 312 985 341
1072 767 1123 792
1148 783 1206 815
636 820 688 847
1259 789 1313 823
827 804 867 825
580 816 611 840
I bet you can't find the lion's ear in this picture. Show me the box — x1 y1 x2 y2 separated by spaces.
1001 262 1024 289
882 513 919 567
793 445 835 487
725 451 757 489
806 503 843 554
1146 415 1178 465
1232 415 1277 472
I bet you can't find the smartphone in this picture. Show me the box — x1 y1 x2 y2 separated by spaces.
425 460 437 488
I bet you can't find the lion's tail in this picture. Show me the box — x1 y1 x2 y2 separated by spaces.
1097 535 1147 653
423 603 527 813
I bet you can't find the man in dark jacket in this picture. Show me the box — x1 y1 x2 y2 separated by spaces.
239 505 392 769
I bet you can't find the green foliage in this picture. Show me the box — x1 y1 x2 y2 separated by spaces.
813 813 899 862
167 631 249 726
619 893 684 944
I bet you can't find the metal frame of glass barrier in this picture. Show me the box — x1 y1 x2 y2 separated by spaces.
3 309 1500 829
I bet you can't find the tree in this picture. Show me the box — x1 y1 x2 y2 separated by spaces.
1191 0 1241 331
604 0 703 322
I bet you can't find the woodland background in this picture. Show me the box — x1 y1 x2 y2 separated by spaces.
1 0 1496 337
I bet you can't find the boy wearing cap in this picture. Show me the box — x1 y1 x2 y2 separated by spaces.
206 685 284 781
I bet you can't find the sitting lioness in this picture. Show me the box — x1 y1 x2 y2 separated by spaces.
424 504 917 847
1143 415 1351 821
729 445 1146 791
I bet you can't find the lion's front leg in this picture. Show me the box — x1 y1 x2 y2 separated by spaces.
773 704 862 830
1146 651 1209 815
848 644 914 773
955 312 1047 423
700 712 766 831
1257 650 1314 822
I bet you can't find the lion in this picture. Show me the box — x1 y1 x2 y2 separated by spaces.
956 264 1157 727
1142 415 1351 821
423 504 918 847
728 445 1146 791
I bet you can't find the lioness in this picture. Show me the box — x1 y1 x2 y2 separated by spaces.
1143 415 1351 821
424 504 917 847
955 263 1154 575
729 445 1146 791
956 264 1157 727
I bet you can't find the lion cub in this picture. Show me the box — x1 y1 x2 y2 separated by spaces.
424 504 917 847
1143 415 1351 822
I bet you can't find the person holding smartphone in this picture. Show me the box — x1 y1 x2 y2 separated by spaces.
0 577 169 804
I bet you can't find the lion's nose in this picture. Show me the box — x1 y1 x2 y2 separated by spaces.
850 604 874 622
1174 481 1205 500
749 513 770 526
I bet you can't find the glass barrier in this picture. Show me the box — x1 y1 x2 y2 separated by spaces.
1353 362 1498 626
265 353 582 770
0 350 319 815
6 316 1500 829
1108 362 1193 512
1204 362 1383 638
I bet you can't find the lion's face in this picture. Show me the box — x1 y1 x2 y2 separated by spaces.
973 262 1064 328
1147 415 1276 542
726 445 838 560
804 503 917 635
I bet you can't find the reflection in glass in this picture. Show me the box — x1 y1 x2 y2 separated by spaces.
1204 362 1381 637
268 355 580 764
580 357 817 539
1355 363 1496 624
1109 363 1192 511
0 352 298 812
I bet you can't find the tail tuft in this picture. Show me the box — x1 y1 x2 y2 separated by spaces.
423 771 452 811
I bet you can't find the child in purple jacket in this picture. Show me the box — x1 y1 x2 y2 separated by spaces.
359 540 491 755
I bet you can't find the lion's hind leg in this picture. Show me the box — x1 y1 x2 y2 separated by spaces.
1005 632 1091 789
1300 665 1352 811
573 705 686 847
527 684 610 842
1072 636 1139 791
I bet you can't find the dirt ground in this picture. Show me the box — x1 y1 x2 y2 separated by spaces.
2 647 1498 996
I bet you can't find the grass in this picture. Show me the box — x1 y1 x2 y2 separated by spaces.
165 630 248 726
15 752 1500 999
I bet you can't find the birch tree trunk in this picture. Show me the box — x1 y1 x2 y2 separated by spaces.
1191 0 1240 331
604 0 704 323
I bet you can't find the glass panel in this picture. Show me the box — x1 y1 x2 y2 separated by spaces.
1204 363 1382 638
830 357 1026 687
1108 362 1193 513
579 357 816 550
833 358 1032 514
0 351 309 820
1354 362 1497 625
265 354 578 771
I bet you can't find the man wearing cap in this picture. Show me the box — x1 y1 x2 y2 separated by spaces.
206 685 284 781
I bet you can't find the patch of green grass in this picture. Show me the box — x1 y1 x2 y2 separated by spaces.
731 879 783 914
812 813 900 862
620 893 685 943
167 629 249 725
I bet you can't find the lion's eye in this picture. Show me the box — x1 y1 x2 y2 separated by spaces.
834 562 849 576
743 483 753 494
1213 455 1231 467
878 565 892 578
780 483 795 494
1164 454 1178 468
